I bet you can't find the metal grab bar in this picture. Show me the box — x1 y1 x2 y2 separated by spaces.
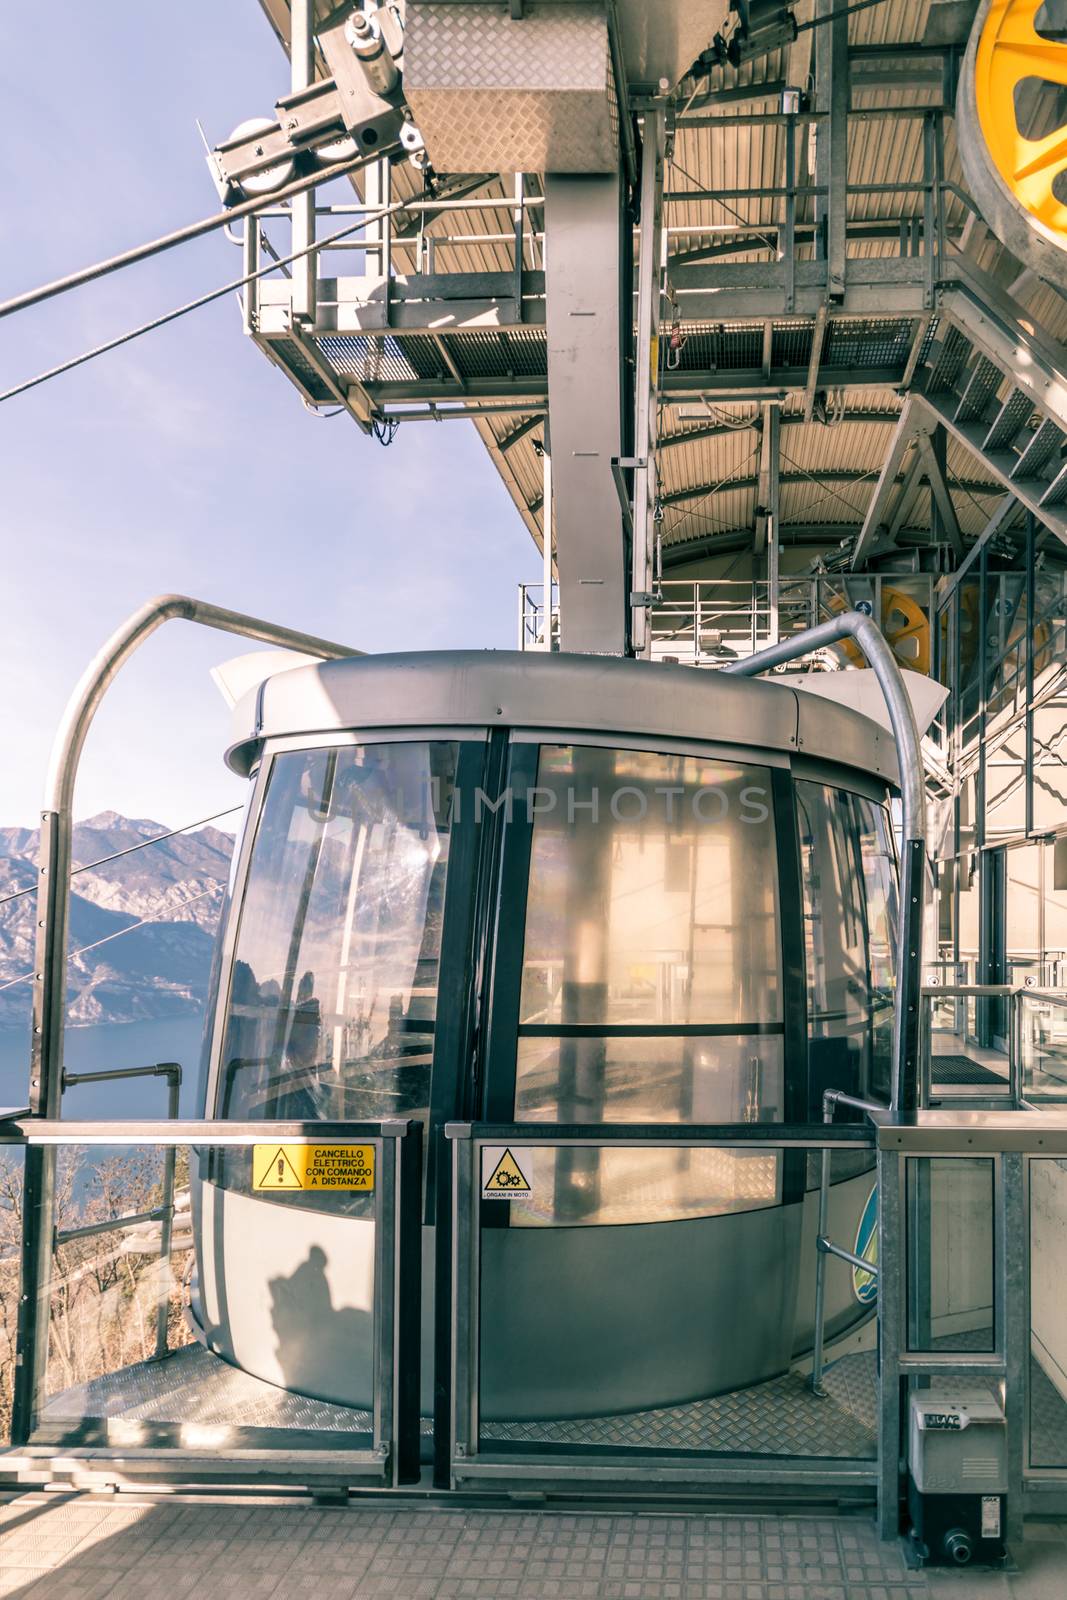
809 1088 885 1398
817 1237 880 1278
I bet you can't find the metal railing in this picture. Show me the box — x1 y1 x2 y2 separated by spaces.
1 1116 422 1488
516 576 940 669
57 1062 182 1362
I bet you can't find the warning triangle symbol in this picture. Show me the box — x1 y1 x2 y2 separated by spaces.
258 1147 304 1190
484 1148 531 1192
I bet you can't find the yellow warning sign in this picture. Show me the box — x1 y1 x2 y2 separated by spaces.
252 1144 375 1192
482 1146 532 1199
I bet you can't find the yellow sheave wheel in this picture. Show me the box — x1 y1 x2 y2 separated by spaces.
828 589 931 675
974 0 1067 244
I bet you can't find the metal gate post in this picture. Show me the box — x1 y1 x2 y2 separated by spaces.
877 1145 906 1539
1001 1151 1027 1543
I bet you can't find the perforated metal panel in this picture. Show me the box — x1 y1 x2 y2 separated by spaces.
405 2 618 174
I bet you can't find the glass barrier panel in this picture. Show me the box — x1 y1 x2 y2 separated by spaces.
1029 1157 1067 1469
18 1140 386 1456
906 1157 995 1353
1020 995 1067 1103
922 993 1010 1094
474 1139 878 1462
0 1146 24 1445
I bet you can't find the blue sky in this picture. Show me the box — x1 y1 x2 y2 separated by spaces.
0 2 538 830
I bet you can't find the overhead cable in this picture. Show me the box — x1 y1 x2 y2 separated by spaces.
0 151 374 323
0 190 423 407
0 805 242 911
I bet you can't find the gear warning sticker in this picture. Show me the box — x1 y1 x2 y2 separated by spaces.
482 1146 533 1199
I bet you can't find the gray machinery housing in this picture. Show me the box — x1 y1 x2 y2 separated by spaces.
907 1386 1009 1567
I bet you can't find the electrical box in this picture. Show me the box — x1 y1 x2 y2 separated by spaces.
907 1386 1007 1567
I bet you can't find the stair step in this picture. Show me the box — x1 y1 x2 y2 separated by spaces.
924 326 971 393
1012 416 1064 480
1040 458 1067 507
954 355 1002 423
982 387 1033 452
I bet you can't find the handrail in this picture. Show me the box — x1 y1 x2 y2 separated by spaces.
32 594 357 1120
0 1118 415 1144
445 1120 873 1145
13 595 359 1448
723 610 927 1114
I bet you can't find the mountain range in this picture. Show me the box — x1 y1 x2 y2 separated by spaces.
0 812 234 1029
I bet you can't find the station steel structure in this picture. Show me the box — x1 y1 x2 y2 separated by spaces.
2 0 1067 1536
214 0 1067 993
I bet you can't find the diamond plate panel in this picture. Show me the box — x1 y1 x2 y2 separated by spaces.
406 3 618 173
39 1341 372 1437
483 1350 879 1459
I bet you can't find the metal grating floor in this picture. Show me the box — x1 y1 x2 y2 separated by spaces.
931 1055 1008 1085
482 1351 878 1459
36 1340 373 1447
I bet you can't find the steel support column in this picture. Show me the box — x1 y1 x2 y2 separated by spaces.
630 112 666 659
543 173 629 654
290 0 317 324
814 0 849 301
755 403 781 642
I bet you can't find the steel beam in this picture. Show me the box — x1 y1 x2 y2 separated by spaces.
662 467 997 508
543 173 628 654
884 445 924 547
803 304 828 422
917 424 965 559
851 396 926 568
935 494 1022 598
363 365 910 405
940 284 1067 435
855 392 1067 566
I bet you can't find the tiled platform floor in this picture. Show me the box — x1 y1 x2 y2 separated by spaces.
0 1497 1066 1599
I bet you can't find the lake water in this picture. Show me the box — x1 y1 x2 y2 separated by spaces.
0 1014 207 1119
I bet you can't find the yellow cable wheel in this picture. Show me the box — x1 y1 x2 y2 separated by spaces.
880 591 932 675
828 589 932 675
959 0 1067 286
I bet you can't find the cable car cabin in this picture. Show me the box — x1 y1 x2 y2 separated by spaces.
191 651 898 1419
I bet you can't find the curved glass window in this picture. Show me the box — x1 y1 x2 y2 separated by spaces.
515 745 783 1128
216 741 459 1124
796 781 898 1111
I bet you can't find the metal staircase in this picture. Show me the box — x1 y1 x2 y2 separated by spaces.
853 262 1067 565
